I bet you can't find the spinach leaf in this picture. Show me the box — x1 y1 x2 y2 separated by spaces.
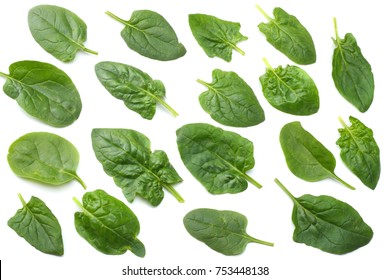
28 5 97 62
183 208 273 256
0 60 82 127
337 116 380 189
105 10 186 61
197 69 265 127
332 18 374 112
259 58 319 115
73 189 145 257
95 61 178 119
7 132 86 189
280 121 355 190
91 128 183 206
188 14 247 62
275 179 373 254
176 123 262 194
257 5 316 65
8 194 64 256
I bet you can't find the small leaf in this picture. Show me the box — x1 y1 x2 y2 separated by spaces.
183 208 273 255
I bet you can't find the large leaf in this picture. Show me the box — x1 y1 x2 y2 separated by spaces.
28 5 97 62
0 60 82 127
7 132 86 189
91 128 183 206
106 10 186 61
183 208 273 255
176 123 262 194
74 189 145 257
95 61 178 119
8 194 64 256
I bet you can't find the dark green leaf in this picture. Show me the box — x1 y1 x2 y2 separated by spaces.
74 189 145 257
28 5 97 62
7 132 86 189
197 69 265 127
257 6 316 65
337 116 380 189
105 10 186 61
260 59 319 115
275 179 373 254
189 14 247 62
0 60 82 127
183 208 273 255
332 18 374 112
8 194 64 256
91 128 183 206
279 121 355 190
95 61 178 119
176 123 262 194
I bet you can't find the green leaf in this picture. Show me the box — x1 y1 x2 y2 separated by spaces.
8 194 64 256
279 121 355 190
95 61 178 119
332 18 374 112
28 5 97 62
188 14 247 62
275 179 373 254
257 6 316 65
7 132 86 189
105 10 186 61
337 116 380 189
91 128 183 206
73 189 145 257
260 58 319 115
197 69 265 127
0 60 82 127
176 123 262 194
183 208 273 256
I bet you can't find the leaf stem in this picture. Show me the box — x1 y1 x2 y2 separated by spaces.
83 47 98 56
248 235 274 247
163 184 185 203
196 79 210 88
243 173 262 189
17 193 27 207
232 44 245 56
154 96 179 117
0 71 9 79
331 173 356 190
256 4 272 21
333 17 340 41
338 116 348 129
262 57 273 69
105 11 127 25
72 196 84 210
274 178 298 203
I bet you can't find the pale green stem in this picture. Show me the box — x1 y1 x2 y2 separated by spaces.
154 96 179 117
18 193 27 207
196 79 210 88
105 11 127 25
274 178 298 204
73 197 84 210
0 72 8 79
338 116 348 129
83 47 98 56
163 184 185 203
74 175 88 190
262 57 273 69
247 235 274 247
256 4 272 21
232 44 245 56
333 17 340 41
330 173 356 190
243 173 262 189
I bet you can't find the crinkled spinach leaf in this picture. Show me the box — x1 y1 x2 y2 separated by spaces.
197 69 265 127
279 121 355 190
0 60 82 127
332 18 374 112
73 189 145 257
260 58 319 115
275 179 373 254
189 14 247 62
91 128 183 206
176 123 262 194
337 116 380 189
7 132 86 189
95 61 178 119
183 208 273 256
106 10 186 61
8 194 64 256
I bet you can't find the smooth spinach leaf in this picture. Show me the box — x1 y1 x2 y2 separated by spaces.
188 14 247 62
95 61 178 119
332 18 374 112
0 60 82 127
73 189 145 257
275 179 373 254
257 5 316 65
197 69 265 127
8 194 64 256
280 121 355 190
7 132 86 189
183 208 273 255
91 128 183 206
176 123 262 194
337 116 380 189
259 58 319 115
105 10 186 61
28 5 97 62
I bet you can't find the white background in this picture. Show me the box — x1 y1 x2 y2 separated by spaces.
0 0 389 279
